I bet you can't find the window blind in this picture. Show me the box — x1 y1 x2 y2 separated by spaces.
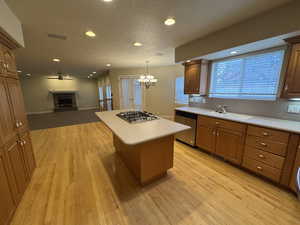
209 49 285 101
175 77 189 104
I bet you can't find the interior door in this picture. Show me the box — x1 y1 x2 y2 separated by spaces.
0 77 17 145
215 128 244 165
0 148 16 225
6 140 28 202
5 78 28 133
120 77 143 110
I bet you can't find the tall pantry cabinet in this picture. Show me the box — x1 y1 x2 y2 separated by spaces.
0 32 36 225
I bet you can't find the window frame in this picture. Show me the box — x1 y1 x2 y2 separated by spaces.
208 46 287 101
175 76 189 105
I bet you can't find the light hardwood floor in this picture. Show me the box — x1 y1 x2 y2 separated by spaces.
10 122 300 225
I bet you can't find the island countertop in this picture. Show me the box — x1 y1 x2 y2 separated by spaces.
176 106 300 134
95 110 190 145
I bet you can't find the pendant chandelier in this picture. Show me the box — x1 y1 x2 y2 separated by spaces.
138 61 158 89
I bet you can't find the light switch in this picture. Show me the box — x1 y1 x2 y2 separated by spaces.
287 104 300 114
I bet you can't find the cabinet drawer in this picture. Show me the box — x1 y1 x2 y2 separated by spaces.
198 115 246 132
247 125 289 143
246 135 287 156
242 157 281 182
244 146 285 170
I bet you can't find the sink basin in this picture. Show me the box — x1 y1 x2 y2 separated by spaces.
210 111 253 121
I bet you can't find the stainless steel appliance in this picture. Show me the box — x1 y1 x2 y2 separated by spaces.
116 111 159 123
175 110 197 146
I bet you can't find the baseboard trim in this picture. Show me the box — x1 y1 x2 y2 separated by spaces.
27 110 53 115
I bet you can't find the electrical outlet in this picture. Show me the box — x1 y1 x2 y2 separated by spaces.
287 104 300 114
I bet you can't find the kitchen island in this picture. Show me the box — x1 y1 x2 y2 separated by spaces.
96 110 190 184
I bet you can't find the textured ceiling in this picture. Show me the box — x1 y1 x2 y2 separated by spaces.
6 0 292 77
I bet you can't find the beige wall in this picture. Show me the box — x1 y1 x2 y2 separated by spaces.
0 0 24 46
20 75 99 114
175 0 300 62
110 64 184 118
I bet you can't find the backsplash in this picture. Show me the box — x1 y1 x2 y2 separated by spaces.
189 96 300 121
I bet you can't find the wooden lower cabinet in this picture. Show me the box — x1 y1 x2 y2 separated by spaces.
0 148 16 225
20 132 36 180
215 128 245 165
290 148 300 192
6 139 28 203
196 125 215 153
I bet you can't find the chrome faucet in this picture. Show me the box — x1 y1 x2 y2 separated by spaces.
215 105 228 114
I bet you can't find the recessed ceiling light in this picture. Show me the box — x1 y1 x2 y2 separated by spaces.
230 51 238 55
26 73 31 76
52 58 61 62
186 60 191 63
164 18 176 26
85 30 96 37
133 42 143 47
17 70 22 73
106 63 111 67
103 0 113 2
92 72 96 74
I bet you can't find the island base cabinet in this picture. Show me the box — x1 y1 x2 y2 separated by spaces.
113 134 174 185
0 149 16 225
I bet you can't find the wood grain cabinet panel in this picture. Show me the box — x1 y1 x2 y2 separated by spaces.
184 60 208 95
20 132 36 180
6 140 28 203
0 77 17 146
215 128 245 165
196 125 216 153
0 148 16 225
247 125 290 143
289 148 300 192
1 45 17 79
5 78 28 134
282 42 300 98
0 46 5 76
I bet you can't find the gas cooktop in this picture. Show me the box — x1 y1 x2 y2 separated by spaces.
116 111 159 123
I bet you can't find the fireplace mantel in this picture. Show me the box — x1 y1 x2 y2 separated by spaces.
49 89 78 94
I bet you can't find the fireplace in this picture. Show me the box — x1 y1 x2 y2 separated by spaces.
53 93 77 111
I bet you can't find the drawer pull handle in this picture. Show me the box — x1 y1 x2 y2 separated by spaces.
262 132 269 136
258 154 265 159
215 122 220 125
212 130 216 136
257 166 263 171
260 142 267 147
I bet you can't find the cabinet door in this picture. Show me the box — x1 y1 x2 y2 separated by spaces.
0 77 17 145
6 141 28 202
1 46 17 79
0 46 5 76
0 149 16 225
20 132 36 179
282 43 300 98
215 128 245 165
184 64 200 94
290 148 300 192
196 125 216 153
5 78 28 133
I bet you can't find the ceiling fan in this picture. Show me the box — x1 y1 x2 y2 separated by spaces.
47 72 73 80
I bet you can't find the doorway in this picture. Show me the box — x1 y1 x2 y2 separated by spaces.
119 76 144 110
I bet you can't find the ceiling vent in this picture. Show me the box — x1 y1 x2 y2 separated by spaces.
47 33 67 40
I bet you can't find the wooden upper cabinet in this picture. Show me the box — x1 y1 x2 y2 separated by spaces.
184 60 208 95
1 45 17 79
5 78 28 133
281 36 300 98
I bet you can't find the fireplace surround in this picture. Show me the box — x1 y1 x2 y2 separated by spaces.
53 93 78 111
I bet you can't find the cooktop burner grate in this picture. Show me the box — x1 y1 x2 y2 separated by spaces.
116 111 159 123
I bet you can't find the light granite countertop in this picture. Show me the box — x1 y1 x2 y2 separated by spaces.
176 106 300 134
95 110 190 145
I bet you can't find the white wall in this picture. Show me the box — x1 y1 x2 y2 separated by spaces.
0 0 24 47
110 64 185 119
20 75 99 114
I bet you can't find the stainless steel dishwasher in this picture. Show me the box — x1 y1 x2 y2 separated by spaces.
174 110 197 146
